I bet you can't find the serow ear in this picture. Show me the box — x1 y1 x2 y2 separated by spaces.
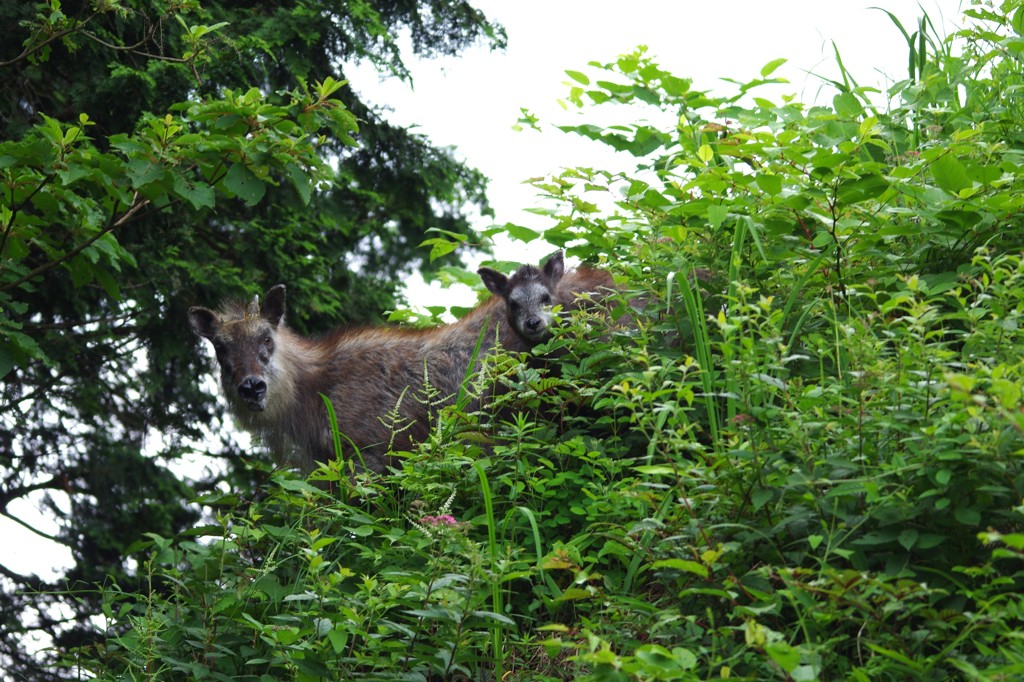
263 284 287 326
477 267 508 298
543 250 565 284
188 307 221 339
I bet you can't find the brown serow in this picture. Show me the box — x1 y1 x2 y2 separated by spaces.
189 284 531 475
478 250 620 347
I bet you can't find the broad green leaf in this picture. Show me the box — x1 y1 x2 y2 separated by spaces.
897 529 919 550
172 173 216 210
223 162 266 206
836 174 888 205
766 641 800 673
126 157 165 188
752 488 774 510
761 57 787 77
955 506 982 526
756 174 782 196
565 69 590 85
326 629 348 654
931 153 972 194
707 203 728 229
504 222 541 243
833 92 864 117
284 162 313 205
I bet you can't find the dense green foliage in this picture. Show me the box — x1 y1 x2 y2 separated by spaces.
0 0 503 678
55 1 1024 680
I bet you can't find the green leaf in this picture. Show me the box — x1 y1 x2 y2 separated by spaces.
223 162 266 206
420 237 459 262
752 488 773 511
284 162 313 205
633 465 677 476
0 346 16 380
126 157 165 188
897 529 919 550
470 610 516 626
756 174 782 196
1013 5 1024 35
930 154 972 194
651 558 708 578
833 92 864 118
503 222 541 243
565 70 590 85
761 58 788 77
172 174 216 211
836 174 888 205
954 506 981 526
326 629 348 654
766 641 800 673
707 204 728 229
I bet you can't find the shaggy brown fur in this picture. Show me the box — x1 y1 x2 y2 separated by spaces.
189 284 530 474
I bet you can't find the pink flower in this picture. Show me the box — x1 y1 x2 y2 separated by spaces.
420 514 458 527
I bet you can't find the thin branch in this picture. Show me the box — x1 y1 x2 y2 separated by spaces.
78 28 195 64
0 561 50 593
0 192 148 294
0 19 96 68
0 508 68 548
1 173 56 258
0 476 62 513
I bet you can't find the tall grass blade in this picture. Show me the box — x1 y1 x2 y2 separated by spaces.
675 268 721 446
473 460 504 678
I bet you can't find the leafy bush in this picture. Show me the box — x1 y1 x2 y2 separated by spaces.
68 3 1024 680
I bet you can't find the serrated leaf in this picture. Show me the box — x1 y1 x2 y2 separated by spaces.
420 238 458 262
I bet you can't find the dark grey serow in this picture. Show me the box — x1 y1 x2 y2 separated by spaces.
478 251 619 347
189 284 530 474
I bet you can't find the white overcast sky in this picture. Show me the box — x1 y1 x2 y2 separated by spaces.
3 0 966 580
348 0 966 309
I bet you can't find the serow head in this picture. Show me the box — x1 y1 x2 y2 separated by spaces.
479 251 564 344
188 284 287 412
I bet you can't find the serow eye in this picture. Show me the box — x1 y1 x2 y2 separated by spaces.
263 336 273 349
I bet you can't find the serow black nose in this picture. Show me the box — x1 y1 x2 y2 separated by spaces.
238 376 267 402
526 317 542 331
